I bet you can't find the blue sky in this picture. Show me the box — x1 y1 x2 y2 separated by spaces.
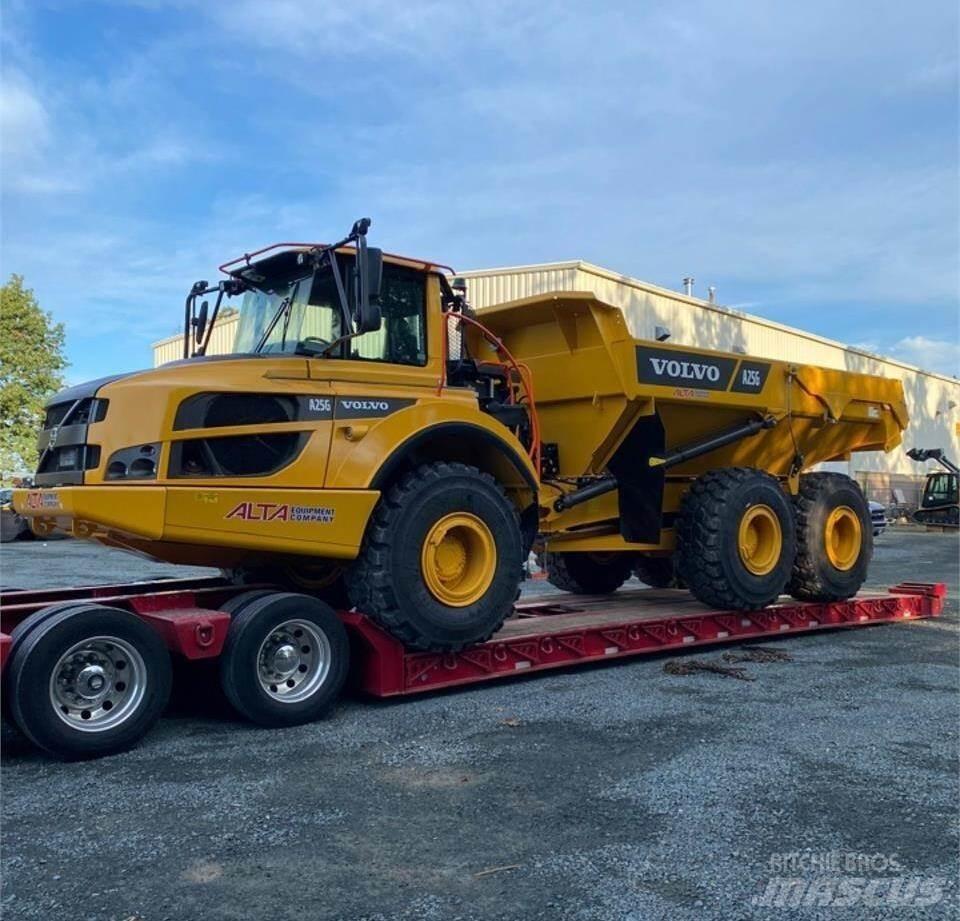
2 0 958 383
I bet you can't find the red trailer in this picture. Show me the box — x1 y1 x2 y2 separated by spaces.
0 579 945 760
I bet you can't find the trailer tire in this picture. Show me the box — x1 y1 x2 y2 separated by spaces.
677 468 796 610
543 552 634 594
222 563 350 610
6 604 172 760
346 462 522 651
2 601 92 723
633 556 683 589
220 590 275 617
219 593 349 727
788 473 873 602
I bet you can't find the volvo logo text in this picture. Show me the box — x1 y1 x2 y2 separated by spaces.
648 357 721 383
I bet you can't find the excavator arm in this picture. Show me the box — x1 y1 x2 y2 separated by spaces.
906 448 960 475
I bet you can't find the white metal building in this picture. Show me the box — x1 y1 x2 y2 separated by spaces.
152 260 959 505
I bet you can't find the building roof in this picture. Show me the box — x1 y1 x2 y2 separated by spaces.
459 260 958 386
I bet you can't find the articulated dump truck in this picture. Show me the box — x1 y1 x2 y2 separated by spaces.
15 220 907 652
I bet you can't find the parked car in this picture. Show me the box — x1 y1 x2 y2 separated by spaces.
869 500 887 538
1 488 33 543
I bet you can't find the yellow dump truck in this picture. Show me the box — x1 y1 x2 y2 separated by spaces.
15 219 907 652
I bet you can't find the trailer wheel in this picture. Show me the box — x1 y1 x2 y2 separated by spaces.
219 593 349 727
220 590 275 617
8 600 93 647
788 473 873 602
222 563 350 610
6 605 172 760
542 552 634 594
677 468 796 610
2 602 91 722
346 462 522 651
633 556 683 589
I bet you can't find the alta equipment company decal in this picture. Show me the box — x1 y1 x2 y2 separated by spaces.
225 502 335 524
25 491 61 510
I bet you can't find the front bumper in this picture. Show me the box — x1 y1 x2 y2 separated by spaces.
13 486 379 559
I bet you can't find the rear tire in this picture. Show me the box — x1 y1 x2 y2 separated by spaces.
6 605 172 760
788 472 872 602
633 556 683 589
219 593 349 727
677 468 795 610
345 462 522 651
543 552 634 594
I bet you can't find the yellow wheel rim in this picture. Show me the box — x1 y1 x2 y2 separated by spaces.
737 504 782 576
824 505 862 571
421 513 497 607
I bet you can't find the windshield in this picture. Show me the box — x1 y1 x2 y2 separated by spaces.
229 257 427 365
232 270 344 355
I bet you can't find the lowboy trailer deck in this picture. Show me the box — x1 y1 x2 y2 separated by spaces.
0 579 945 759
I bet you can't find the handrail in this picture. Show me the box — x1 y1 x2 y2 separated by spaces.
439 311 541 476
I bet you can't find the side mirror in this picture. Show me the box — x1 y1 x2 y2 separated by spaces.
193 300 209 346
354 239 383 334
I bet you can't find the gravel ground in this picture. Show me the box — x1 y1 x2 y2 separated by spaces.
1 529 957 920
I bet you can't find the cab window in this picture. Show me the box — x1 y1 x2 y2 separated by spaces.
349 263 427 366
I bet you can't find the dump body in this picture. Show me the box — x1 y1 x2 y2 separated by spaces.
468 292 907 550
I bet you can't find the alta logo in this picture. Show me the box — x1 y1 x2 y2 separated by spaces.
225 502 335 524
648 357 721 383
226 502 290 521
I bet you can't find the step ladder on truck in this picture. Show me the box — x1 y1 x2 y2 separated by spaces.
4 217 940 760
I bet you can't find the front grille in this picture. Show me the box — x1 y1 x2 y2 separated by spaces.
44 398 108 429
37 445 101 475
35 398 109 485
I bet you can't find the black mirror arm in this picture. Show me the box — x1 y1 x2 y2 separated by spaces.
183 280 210 359
197 287 227 356
327 250 354 336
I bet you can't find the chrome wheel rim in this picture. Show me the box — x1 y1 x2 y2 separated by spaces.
256 619 331 703
50 635 147 732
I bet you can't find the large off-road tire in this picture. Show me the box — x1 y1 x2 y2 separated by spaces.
677 468 796 610
788 472 873 602
633 555 683 589
6 604 172 760
345 462 522 651
542 552 634 594
219 593 349 727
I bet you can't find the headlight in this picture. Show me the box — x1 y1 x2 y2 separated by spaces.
105 443 160 480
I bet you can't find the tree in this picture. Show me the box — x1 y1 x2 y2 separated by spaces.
0 275 67 480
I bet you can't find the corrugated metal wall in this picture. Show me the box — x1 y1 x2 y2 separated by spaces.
153 314 240 366
463 261 960 478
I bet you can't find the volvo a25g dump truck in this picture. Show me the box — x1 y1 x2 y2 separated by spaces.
15 219 908 653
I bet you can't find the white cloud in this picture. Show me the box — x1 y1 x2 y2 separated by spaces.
1 0 957 381
889 336 960 377
0 75 49 157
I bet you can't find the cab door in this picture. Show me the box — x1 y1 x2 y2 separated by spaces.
320 261 442 487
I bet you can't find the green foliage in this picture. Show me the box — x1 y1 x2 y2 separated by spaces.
0 275 67 478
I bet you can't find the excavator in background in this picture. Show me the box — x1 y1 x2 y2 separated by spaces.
906 448 959 527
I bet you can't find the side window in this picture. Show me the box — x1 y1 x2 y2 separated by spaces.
350 264 427 366
926 474 957 505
